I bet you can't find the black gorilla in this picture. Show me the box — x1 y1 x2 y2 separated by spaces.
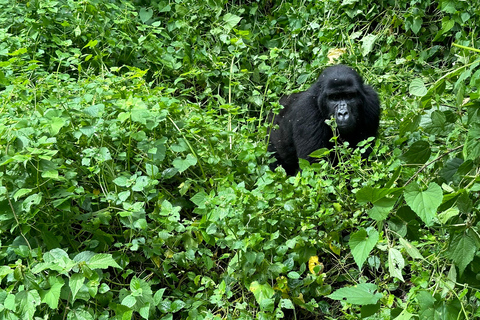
268 65 380 175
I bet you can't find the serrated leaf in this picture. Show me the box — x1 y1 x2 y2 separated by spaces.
88 254 121 269
70 273 85 302
349 228 379 269
16 290 41 320
327 283 382 305
409 78 428 97
439 158 463 182
400 141 431 164
463 123 480 160
40 277 64 309
404 182 442 226
388 248 405 281
447 232 475 274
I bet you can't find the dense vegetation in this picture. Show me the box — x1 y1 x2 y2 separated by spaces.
0 0 479 319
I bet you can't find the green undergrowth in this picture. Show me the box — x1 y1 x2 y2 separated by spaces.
1 0 480 319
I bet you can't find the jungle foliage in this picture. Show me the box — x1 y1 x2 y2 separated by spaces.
0 0 480 319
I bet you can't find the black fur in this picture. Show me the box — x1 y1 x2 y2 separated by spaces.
268 65 380 175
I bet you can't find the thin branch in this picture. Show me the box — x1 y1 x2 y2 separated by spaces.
404 144 464 186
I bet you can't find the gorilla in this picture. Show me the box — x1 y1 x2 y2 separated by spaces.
268 65 380 175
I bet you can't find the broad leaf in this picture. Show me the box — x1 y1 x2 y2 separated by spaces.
328 283 382 305
446 232 475 274
409 78 428 97
173 154 197 173
400 141 431 164
463 123 480 160
388 248 405 281
250 281 275 310
89 254 121 269
404 182 442 226
349 228 379 269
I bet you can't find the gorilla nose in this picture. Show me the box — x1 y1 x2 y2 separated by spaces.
337 109 349 121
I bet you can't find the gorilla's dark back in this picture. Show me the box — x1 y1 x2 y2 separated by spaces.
268 65 380 175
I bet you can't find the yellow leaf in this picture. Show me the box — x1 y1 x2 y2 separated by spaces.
273 276 289 294
309 256 324 275
327 48 347 63
308 256 319 274
165 249 174 258
329 242 341 255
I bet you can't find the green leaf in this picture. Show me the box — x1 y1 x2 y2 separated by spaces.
361 34 377 56
40 276 65 309
388 248 405 281
463 123 480 160
4 293 15 311
411 16 422 34
327 283 382 305
83 104 104 117
249 281 275 307
172 154 197 173
131 108 151 125
409 78 428 97
447 232 475 274
154 288 166 305
170 299 186 312
13 188 32 201
399 114 421 136
404 182 442 226
223 13 242 31
356 187 401 221
113 176 129 187
356 187 401 204
417 291 462 319
399 238 423 260
139 8 153 23
22 193 42 212
122 294 136 308
438 207 460 224
16 290 41 320
349 228 379 269
70 273 85 303
88 254 121 269
50 117 66 135
0 266 13 281
191 191 208 209
400 141 431 164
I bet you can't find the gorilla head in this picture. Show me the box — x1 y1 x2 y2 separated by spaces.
268 65 380 175
320 65 364 135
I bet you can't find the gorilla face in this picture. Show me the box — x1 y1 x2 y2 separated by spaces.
320 67 362 135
